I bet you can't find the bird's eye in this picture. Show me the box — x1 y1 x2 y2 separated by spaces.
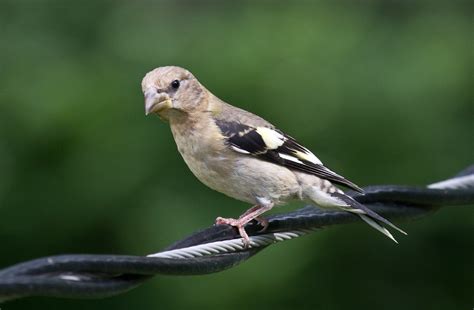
171 80 180 89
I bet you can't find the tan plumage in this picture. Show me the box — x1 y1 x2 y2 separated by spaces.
142 66 406 246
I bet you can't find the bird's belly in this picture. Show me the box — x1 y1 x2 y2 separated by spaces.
180 151 302 205
170 120 301 205
180 152 231 196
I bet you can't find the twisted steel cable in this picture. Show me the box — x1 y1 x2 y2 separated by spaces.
0 165 473 302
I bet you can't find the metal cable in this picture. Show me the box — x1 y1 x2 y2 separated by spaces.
0 165 473 302
148 229 315 259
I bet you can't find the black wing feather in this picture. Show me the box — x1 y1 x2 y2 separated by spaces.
273 154 363 192
215 119 363 192
215 119 267 154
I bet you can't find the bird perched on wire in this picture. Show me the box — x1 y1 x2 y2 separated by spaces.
142 66 406 246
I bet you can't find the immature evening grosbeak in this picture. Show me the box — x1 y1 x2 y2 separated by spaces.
142 66 406 246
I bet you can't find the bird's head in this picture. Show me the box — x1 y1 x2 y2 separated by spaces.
141 66 206 120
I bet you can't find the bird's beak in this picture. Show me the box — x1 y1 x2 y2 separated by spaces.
144 90 172 115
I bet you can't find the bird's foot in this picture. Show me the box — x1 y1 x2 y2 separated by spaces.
255 216 269 232
215 216 251 247
215 202 274 248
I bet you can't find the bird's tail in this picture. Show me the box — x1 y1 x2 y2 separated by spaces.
303 184 406 243
333 192 407 243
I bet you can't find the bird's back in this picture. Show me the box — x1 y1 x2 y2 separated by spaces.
211 97 275 129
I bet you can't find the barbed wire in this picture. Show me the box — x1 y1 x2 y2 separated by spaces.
0 165 473 303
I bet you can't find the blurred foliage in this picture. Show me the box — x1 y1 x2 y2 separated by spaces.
0 0 472 309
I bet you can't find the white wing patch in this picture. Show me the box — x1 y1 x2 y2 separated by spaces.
294 150 322 165
279 153 304 164
231 145 250 154
255 127 285 150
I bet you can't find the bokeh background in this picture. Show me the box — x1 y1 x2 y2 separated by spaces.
0 1 472 309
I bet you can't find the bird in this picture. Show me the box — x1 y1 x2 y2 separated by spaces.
141 66 406 246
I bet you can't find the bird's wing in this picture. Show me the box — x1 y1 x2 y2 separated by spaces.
214 119 363 193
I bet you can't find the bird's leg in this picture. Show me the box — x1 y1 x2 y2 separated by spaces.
215 202 274 247
215 205 259 227
215 216 252 246
238 205 261 219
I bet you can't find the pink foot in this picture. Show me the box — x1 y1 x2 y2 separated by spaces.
215 216 251 247
215 202 274 248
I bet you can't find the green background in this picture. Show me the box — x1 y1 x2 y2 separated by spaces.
0 1 472 309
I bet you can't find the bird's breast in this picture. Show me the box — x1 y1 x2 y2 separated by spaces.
169 117 234 192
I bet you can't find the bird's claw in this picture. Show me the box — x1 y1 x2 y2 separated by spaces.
215 217 251 248
255 216 269 232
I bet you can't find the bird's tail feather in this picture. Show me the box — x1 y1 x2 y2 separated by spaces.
357 213 398 243
353 202 407 236
332 192 407 242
